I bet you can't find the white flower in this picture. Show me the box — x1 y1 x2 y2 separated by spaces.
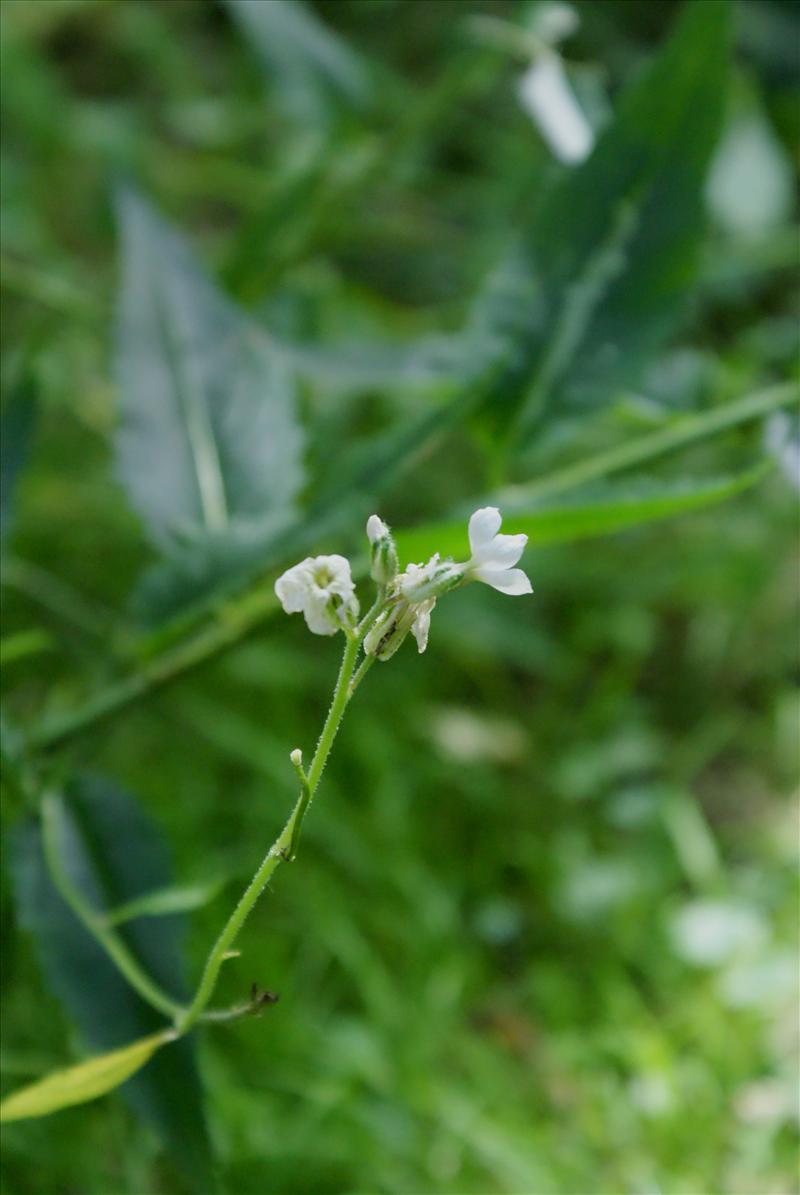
275 554 359 636
463 507 532 594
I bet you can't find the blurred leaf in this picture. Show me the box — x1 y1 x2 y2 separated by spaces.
511 0 732 441
504 382 797 507
0 376 36 540
396 465 770 563
0 1031 173 1123
103 879 226 927
115 188 304 550
0 628 52 666
134 386 480 624
10 777 213 1189
225 0 368 124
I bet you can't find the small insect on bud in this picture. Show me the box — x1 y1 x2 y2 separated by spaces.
366 513 399 586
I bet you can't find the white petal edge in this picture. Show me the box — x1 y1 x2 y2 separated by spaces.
468 507 502 554
303 593 339 636
473 566 533 595
274 560 313 612
411 605 432 652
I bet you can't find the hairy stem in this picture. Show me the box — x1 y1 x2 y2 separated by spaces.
177 632 363 1033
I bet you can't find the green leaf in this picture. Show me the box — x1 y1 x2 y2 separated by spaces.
509 0 732 441
115 188 304 550
0 375 36 541
0 628 52 666
103 878 226 927
225 0 368 124
10 777 213 1189
395 466 770 564
0 1031 174 1122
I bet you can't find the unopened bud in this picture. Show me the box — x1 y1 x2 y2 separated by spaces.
289 748 303 768
366 515 388 544
363 603 414 660
366 514 398 585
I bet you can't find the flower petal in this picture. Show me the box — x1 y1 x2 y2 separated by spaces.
473 566 532 595
303 593 339 635
468 507 502 555
476 532 527 570
274 560 313 613
411 603 433 652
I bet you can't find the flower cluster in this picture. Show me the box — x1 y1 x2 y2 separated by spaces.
275 507 532 658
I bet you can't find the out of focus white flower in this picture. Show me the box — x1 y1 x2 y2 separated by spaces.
764 412 800 491
463 507 532 595
518 52 593 164
275 554 359 636
669 899 767 967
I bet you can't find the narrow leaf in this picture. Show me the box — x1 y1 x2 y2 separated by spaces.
103 879 226 927
508 0 732 439
0 1031 173 1122
395 466 770 564
115 189 304 549
225 0 368 123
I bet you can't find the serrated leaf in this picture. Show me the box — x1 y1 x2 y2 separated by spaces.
395 466 770 564
0 1031 174 1122
10 776 213 1189
503 0 731 441
115 188 304 550
225 0 368 124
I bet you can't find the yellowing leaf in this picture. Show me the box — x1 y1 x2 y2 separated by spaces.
0 1030 174 1122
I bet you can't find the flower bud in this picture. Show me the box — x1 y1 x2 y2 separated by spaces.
363 602 415 660
366 514 398 586
396 554 463 603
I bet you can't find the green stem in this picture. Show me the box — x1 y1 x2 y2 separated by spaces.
499 381 798 507
349 655 374 697
41 795 183 1021
177 633 363 1034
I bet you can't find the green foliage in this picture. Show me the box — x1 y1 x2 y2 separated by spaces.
226 0 370 124
10 779 213 1190
0 1031 174 1123
0 378 37 541
1 0 798 1192
511 0 732 442
115 188 304 550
